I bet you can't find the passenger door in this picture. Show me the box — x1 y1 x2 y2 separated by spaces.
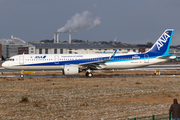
19 56 24 64
144 54 149 63
54 55 59 64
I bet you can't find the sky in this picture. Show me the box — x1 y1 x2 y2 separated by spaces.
0 0 180 45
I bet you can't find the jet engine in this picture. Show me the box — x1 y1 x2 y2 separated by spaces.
63 65 79 75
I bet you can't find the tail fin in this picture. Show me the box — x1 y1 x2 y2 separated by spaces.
146 29 174 56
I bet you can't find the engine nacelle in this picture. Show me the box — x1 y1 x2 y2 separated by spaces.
63 65 79 75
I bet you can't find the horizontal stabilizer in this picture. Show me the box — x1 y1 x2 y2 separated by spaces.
157 55 176 59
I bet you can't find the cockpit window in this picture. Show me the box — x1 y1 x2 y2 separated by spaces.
8 59 14 61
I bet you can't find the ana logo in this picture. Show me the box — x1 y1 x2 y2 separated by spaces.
156 32 170 50
35 56 46 59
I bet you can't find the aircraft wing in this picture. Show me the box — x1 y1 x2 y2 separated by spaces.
79 60 107 70
79 50 117 70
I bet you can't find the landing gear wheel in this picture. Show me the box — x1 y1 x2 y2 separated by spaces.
20 70 24 78
86 72 93 77
20 74 24 78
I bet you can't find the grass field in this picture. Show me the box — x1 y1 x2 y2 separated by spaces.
0 72 180 119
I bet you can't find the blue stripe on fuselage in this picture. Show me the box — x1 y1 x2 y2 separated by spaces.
17 53 158 66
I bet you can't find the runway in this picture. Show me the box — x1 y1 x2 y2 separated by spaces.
0 64 179 73
0 64 179 78
136 64 180 69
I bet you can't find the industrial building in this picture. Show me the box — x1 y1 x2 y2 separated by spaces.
25 32 138 54
0 35 139 60
0 36 34 60
29 42 139 54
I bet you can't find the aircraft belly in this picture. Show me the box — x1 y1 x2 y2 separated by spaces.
27 66 63 70
6 65 64 70
105 61 147 69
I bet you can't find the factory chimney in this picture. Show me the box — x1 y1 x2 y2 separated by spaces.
54 33 57 43
57 33 59 43
69 33 71 44
54 33 59 43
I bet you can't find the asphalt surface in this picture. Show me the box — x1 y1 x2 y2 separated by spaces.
0 64 180 73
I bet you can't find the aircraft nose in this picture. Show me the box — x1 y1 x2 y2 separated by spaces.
2 62 7 68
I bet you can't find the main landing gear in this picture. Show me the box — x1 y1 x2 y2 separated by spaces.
85 69 93 77
86 72 93 77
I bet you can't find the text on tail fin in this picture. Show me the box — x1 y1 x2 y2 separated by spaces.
156 31 170 50
146 29 174 56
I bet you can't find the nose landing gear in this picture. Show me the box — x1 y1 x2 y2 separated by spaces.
20 70 24 78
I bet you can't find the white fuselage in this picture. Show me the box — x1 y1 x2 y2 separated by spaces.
2 53 167 70
2 29 175 75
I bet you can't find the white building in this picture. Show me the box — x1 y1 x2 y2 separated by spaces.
29 43 139 54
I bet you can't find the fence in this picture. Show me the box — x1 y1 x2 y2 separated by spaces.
128 113 171 120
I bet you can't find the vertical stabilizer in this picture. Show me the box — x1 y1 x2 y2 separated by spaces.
146 29 174 56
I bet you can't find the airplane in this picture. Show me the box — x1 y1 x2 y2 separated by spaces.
2 29 176 77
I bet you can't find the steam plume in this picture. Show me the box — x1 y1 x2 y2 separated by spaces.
57 11 101 33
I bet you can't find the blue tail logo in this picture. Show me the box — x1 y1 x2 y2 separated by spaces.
146 29 174 56
156 31 170 50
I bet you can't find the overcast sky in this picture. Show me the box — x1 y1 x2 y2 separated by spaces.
1 0 180 45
